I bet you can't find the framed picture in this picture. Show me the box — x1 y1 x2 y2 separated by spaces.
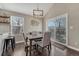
31 20 39 26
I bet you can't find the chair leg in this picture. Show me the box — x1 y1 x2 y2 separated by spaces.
36 45 38 54
35 44 37 50
33 44 36 50
48 45 50 56
42 47 43 55
11 39 14 51
26 49 28 56
37 45 38 51
25 46 28 56
49 42 51 50
31 45 36 55
5 40 9 52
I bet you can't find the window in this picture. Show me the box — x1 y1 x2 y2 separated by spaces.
10 16 24 34
48 14 68 45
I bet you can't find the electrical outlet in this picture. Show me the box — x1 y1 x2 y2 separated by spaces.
70 26 73 30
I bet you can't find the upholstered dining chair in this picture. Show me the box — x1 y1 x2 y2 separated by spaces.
36 32 51 55
22 32 37 56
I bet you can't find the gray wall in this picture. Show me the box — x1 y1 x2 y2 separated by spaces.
44 3 79 49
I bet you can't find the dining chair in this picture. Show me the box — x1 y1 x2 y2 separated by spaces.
22 32 37 56
36 32 51 55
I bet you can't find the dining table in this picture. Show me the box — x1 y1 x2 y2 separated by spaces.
27 34 43 56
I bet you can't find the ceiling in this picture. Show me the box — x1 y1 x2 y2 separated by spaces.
0 3 53 17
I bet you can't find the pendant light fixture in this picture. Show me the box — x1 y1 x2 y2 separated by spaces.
33 4 43 17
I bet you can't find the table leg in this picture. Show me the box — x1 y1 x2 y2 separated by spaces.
11 39 14 51
2 40 6 56
11 37 15 51
13 37 15 48
29 40 32 56
5 40 9 52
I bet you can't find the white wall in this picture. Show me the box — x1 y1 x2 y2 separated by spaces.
0 24 10 34
0 35 4 55
44 3 79 49
24 16 42 33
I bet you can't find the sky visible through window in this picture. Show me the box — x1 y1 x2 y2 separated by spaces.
48 20 55 27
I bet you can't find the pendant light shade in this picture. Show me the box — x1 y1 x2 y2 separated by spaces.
33 4 43 17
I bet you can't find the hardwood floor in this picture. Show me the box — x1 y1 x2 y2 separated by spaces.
12 43 50 56
3 42 79 56
12 43 26 56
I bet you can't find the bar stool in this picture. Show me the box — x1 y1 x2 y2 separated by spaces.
2 36 15 56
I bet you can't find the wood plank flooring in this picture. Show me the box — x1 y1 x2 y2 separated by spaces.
3 42 79 56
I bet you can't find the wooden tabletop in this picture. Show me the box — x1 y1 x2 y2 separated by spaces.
27 34 43 40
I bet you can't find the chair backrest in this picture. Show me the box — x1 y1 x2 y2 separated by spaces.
42 32 51 46
22 32 28 45
39 32 42 34
22 32 26 40
29 32 32 35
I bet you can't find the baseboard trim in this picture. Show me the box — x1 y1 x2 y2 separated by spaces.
51 40 79 52
16 41 24 44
